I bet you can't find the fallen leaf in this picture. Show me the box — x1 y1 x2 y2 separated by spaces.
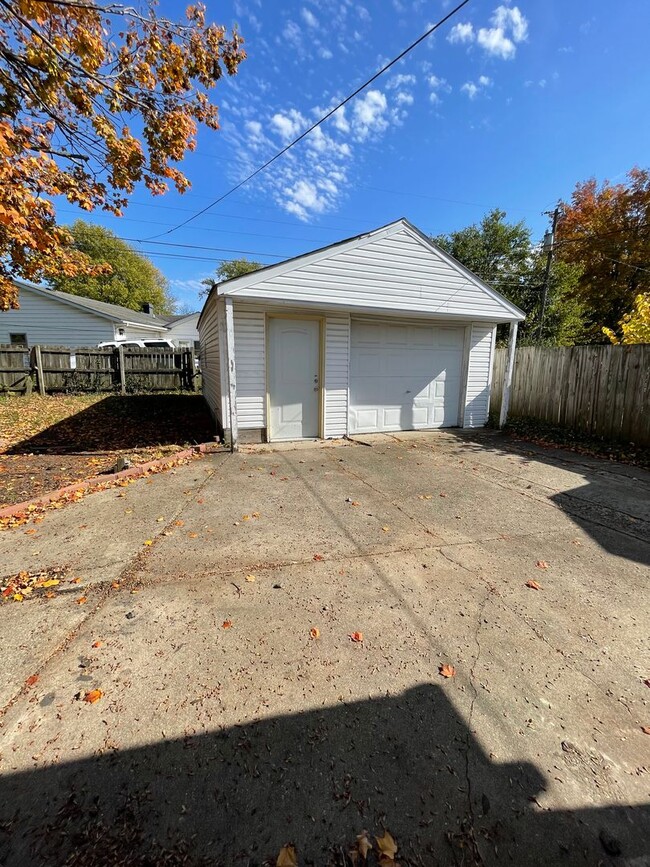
144 539 153 546
642 726 650 735
24 528 37 536
536 560 549 569
156 516 164 522
525 580 542 590
92 641 102 648
349 631 364 643
44 591 56 599
83 689 103 704
13 593 23 602
276 844 297 867
222 620 233 629
42 579 59 588
644 679 650 689
376 830 398 860
111 581 120 590
25 674 39 687
71 577 81 584
309 627 320 639
357 832 372 859
439 492 448 498
351 501 360 506
174 520 185 527
245 574 256 582
381 526 390 532
439 663 456 678
76 596 87 605
252 511 260 518
188 532 199 539
313 554 324 561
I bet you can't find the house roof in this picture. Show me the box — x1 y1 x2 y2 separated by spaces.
12 279 170 328
199 218 525 325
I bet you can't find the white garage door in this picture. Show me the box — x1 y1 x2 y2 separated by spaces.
349 321 465 434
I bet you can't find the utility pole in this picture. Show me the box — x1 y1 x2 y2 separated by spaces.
537 205 560 342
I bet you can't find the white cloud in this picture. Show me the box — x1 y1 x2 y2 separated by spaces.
477 5 528 59
357 5 370 20
331 105 350 133
318 46 333 59
427 74 450 105
461 82 479 99
351 89 388 140
300 7 318 27
386 73 416 90
282 20 303 47
395 91 414 106
271 108 306 141
447 21 474 44
461 77 491 99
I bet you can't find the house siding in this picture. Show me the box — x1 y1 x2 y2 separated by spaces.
228 228 515 321
324 313 350 438
463 323 496 428
165 313 200 346
233 305 266 429
1 287 114 347
198 293 222 425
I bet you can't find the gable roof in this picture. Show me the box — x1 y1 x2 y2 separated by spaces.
201 218 525 323
12 279 170 328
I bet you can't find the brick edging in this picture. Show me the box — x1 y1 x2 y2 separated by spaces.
0 442 223 520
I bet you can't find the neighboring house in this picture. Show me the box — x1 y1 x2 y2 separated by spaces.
1 279 177 348
159 312 200 350
198 218 524 446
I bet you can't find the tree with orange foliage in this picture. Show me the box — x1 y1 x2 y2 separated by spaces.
556 167 650 341
0 0 245 310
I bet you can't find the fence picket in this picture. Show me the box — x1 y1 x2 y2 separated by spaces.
492 344 649 447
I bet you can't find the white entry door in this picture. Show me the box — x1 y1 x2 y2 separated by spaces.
268 318 320 440
349 321 465 434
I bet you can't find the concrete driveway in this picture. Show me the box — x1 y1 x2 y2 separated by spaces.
0 430 648 866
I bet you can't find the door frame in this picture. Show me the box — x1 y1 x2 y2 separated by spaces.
265 312 325 441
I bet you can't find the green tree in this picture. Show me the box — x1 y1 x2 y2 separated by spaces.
433 209 588 345
557 167 650 340
48 221 174 314
201 258 262 295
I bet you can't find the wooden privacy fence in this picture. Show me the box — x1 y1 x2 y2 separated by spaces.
491 344 650 447
0 345 197 394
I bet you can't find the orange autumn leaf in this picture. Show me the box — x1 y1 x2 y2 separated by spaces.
313 554 324 561
349 631 364 643
439 663 456 678
92 641 102 648
83 689 103 704
309 627 320 639
525 580 542 590
188 532 198 539
276 845 298 867
222 620 233 629
641 726 650 735
111 581 120 590
536 560 549 569
76 596 87 605
25 674 39 687
44 591 56 599
376 830 398 860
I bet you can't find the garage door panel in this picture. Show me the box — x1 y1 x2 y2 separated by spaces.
349 321 465 434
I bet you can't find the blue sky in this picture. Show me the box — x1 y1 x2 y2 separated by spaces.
60 0 650 311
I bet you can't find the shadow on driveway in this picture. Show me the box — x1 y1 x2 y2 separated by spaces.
1 684 647 866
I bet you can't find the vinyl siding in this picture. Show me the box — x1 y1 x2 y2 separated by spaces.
234 306 266 429
1 286 114 347
229 227 516 321
324 313 350 437
121 324 168 340
198 293 221 425
463 324 496 428
165 313 200 345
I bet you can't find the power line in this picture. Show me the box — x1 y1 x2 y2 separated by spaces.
148 0 472 240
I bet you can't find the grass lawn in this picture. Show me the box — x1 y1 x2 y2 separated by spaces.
0 393 215 507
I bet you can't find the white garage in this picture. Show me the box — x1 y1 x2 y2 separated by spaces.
198 218 524 447
349 321 465 434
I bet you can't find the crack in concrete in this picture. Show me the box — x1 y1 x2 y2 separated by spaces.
0 463 221 719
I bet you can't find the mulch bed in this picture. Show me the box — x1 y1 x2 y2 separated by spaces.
0 393 215 507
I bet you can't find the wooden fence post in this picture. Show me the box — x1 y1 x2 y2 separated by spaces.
189 347 197 391
117 345 126 395
33 344 46 396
